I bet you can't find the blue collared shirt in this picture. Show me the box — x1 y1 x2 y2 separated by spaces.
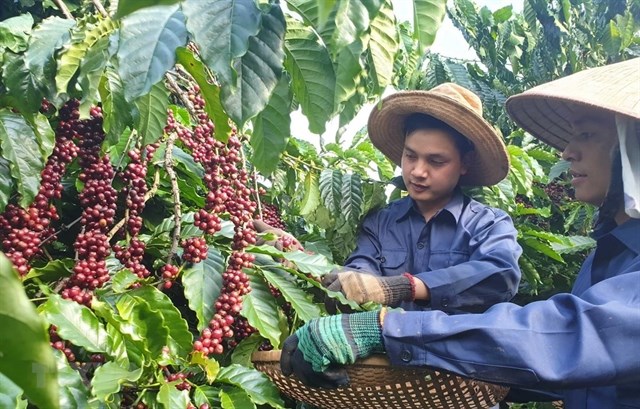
383 217 640 409
345 191 522 313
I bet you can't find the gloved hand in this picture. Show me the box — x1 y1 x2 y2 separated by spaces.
279 335 350 388
252 219 304 251
322 269 415 307
280 311 385 388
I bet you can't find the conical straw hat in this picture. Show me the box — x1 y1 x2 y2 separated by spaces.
367 83 509 186
506 58 640 150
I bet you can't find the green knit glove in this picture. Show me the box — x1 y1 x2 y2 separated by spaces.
295 311 384 373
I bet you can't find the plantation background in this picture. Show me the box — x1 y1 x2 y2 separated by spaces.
0 0 639 408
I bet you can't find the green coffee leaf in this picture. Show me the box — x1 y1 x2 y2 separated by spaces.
41 294 108 353
118 4 186 100
0 109 45 207
250 75 291 174
55 350 89 409
182 0 261 86
217 364 285 409
157 382 190 409
182 248 225 332
0 253 58 409
220 4 286 128
91 362 143 402
242 270 282 348
261 267 321 323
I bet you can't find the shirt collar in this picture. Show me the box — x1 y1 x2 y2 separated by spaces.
593 217 640 254
611 218 640 254
396 190 465 223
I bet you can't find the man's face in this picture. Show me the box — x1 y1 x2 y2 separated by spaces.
561 108 618 206
401 128 468 217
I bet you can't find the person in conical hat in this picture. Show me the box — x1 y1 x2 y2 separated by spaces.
321 83 522 315
280 59 640 409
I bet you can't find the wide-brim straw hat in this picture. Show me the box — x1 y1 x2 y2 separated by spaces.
506 58 640 150
368 83 509 186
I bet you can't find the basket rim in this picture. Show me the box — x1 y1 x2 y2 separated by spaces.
252 349 511 409
252 349 393 367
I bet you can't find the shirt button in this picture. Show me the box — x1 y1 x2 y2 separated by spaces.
442 297 449 307
417 242 424 249
400 350 412 362
380 257 386 263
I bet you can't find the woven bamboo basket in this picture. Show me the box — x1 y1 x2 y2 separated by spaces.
252 350 509 409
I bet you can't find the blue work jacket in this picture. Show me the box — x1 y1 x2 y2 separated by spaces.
382 217 640 409
344 192 522 313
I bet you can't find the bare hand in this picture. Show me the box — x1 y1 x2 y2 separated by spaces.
252 219 304 251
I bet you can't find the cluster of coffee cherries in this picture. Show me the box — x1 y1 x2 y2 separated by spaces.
203 136 259 353
112 147 156 281
121 148 149 235
260 203 287 230
277 235 298 252
163 108 216 289
166 371 191 391
49 325 76 362
193 252 254 355
229 316 257 348
165 83 259 355
168 87 257 247
194 240 256 355
0 225 43 276
62 106 117 306
543 181 572 203
0 100 80 275
258 201 301 252
160 264 180 289
180 236 208 263
113 237 149 281
194 208 222 235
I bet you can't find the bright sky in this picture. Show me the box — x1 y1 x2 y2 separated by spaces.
395 0 522 60
291 0 523 146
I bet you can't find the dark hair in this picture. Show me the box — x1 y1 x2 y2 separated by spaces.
403 113 475 156
596 146 624 225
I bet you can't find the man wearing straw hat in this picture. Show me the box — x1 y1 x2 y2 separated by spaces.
281 58 640 409
321 82 522 315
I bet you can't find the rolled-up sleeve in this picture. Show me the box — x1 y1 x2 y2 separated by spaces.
382 268 640 388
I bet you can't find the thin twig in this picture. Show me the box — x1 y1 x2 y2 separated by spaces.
165 72 195 112
165 132 182 264
282 152 324 172
113 129 137 174
240 139 262 218
172 67 196 85
74 226 85 260
53 0 74 19
42 247 54 262
253 169 263 218
106 218 125 242
92 0 108 17
432 52 482 65
146 167 161 201
53 277 69 293
39 216 82 248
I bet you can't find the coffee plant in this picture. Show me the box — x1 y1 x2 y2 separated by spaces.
1 0 637 408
